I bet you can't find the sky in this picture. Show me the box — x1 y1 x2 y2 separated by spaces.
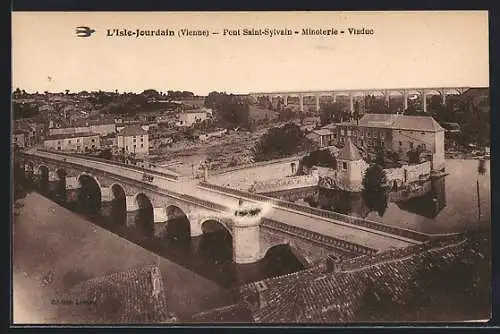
12 11 489 96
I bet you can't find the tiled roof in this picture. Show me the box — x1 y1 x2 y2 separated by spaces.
337 138 363 161
239 231 490 323
45 132 99 140
191 304 254 323
312 129 332 136
56 265 175 324
337 114 444 132
117 125 148 136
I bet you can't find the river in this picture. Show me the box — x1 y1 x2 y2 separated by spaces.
302 159 491 234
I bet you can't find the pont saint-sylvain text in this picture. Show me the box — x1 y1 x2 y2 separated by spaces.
222 27 374 36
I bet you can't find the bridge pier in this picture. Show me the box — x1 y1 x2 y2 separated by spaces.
153 207 168 238
100 187 113 202
48 171 59 195
349 93 354 113
65 176 81 204
232 216 261 264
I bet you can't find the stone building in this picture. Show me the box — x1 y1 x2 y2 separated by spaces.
117 124 150 157
43 132 101 152
323 114 445 170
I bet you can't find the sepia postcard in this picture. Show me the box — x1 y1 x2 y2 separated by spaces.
11 11 491 325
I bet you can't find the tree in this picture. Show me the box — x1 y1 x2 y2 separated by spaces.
300 149 337 170
362 164 389 216
320 102 346 126
253 123 310 162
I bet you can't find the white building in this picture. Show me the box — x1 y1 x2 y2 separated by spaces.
117 125 149 157
176 110 209 127
43 132 101 152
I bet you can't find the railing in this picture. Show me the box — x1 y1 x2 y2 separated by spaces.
210 155 304 176
19 152 228 213
261 218 378 256
36 149 180 180
199 182 430 242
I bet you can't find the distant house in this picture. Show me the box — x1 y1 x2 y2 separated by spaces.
441 122 461 134
306 129 334 148
176 110 209 127
43 132 101 152
117 125 149 157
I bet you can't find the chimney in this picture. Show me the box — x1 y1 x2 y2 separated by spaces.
326 255 341 273
254 281 268 309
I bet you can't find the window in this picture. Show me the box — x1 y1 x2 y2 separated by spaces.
57 146 61 150
360 139 364 146
141 137 144 142
140 144 144 148
399 141 402 146
421 132 425 135
68 140 72 144
133 138 136 143
409 142 414 149
77 139 80 143
342 162 348 170
347 130 351 136
92 145 95 148
91 139 95 143
134 144 137 149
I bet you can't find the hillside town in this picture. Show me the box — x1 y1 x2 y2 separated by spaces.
13 87 491 324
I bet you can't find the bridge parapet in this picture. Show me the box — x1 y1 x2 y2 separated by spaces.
36 149 181 181
199 182 430 243
261 218 377 256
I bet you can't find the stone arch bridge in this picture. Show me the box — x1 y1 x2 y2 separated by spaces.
16 150 427 266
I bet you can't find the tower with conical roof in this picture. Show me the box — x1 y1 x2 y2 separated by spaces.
336 137 369 192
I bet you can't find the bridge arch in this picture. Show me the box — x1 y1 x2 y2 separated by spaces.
134 192 154 238
261 243 307 278
200 218 233 264
163 205 191 243
109 183 127 226
37 165 50 194
54 168 68 202
77 173 102 215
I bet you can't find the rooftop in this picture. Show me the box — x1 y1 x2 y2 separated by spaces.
117 125 148 136
45 132 100 140
237 230 490 323
56 264 173 324
312 129 333 136
337 114 445 132
337 138 363 161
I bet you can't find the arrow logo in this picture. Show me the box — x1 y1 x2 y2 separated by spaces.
75 26 96 38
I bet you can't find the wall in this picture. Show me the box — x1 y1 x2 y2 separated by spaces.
252 174 319 193
208 156 302 190
432 131 445 170
384 161 432 185
391 129 439 154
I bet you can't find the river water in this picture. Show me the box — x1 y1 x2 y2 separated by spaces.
305 159 491 234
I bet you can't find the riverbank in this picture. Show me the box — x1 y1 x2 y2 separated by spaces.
13 192 236 324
